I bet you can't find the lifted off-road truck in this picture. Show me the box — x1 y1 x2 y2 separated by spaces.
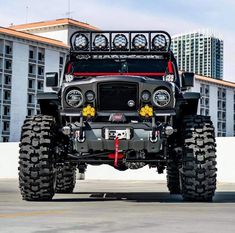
19 31 217 201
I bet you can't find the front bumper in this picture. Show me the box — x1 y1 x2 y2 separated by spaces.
72 122 162 153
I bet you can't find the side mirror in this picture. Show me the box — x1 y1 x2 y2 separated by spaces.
181 72 194 91
46 72 59 87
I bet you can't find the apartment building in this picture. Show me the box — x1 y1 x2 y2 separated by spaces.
0 18 98 142
172 32 223 79
193 75 235 137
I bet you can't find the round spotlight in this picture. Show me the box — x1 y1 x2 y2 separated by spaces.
66 89 84 108
152 34 167 51
132 34 147 50
153 89 171 107
113 34 128 50
74 34 88 50
93 34 108 50
85 91 95 102
141 91 151 102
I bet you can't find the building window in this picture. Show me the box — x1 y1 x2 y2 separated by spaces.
29 64 36 75
28 94 34 104
59 56 64 65
0 58 3 70
29 50 34 59
38 52 43 61
37 80 43 90
4 90 11 100
38 50 45 61
3 106 10 116
234 92 235 136
38 66 44 76
2 137 9 142
5 60 12 70
217 87 226 136
29 46 37 60
5 45 12 55
28 79 35 89
4 75 11 85
200 84 210 116
27 109 34 116
3 121 10 131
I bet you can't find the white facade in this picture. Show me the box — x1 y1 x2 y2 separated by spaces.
0 32 67 142
23 25 88 46
192 76 235 137
10 18 99 46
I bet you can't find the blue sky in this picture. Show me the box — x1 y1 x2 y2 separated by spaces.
0 0 235 80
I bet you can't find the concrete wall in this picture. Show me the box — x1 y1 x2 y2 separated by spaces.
0 137 234 182
32 29 69 45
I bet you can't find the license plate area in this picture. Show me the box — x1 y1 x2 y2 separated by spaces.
103 128 132 140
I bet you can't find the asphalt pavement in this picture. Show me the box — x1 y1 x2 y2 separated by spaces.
0 179 235 233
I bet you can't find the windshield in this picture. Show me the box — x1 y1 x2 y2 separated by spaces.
66 58 169 79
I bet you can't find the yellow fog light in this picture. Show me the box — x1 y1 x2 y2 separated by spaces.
82 105 96 118
139 105 153 118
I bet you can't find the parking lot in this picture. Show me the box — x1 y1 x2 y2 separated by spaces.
0 179 235 233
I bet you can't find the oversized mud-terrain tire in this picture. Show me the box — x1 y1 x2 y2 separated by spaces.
19 115 57 201
55 164 76 193
180 115 217 202
167 157 181 194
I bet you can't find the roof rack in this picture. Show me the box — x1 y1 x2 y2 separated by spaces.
69 30 172 55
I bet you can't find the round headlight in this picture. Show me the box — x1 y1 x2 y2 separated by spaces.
132 34 147 50
152 34 167 51
141 91 151 102
113 34 128 50
74 34 88 50
93 34 108 50
85 91 95 102
66 89 83 108
153 89 170 107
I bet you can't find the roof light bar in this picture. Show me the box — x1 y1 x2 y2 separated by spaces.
70 31 172 54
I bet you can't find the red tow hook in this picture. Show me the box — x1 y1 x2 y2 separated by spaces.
108 137 124 167
114 137 119 167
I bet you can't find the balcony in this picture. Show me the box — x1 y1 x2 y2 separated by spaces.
27 88 35 94
3 84 11 89
4 69 12 74
27 103 35 108
5 54 12 59
2 115 10 120
3 100 11 105
38 60 45 65
28 73 36 78
2 130 10 136
37 75 44 80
